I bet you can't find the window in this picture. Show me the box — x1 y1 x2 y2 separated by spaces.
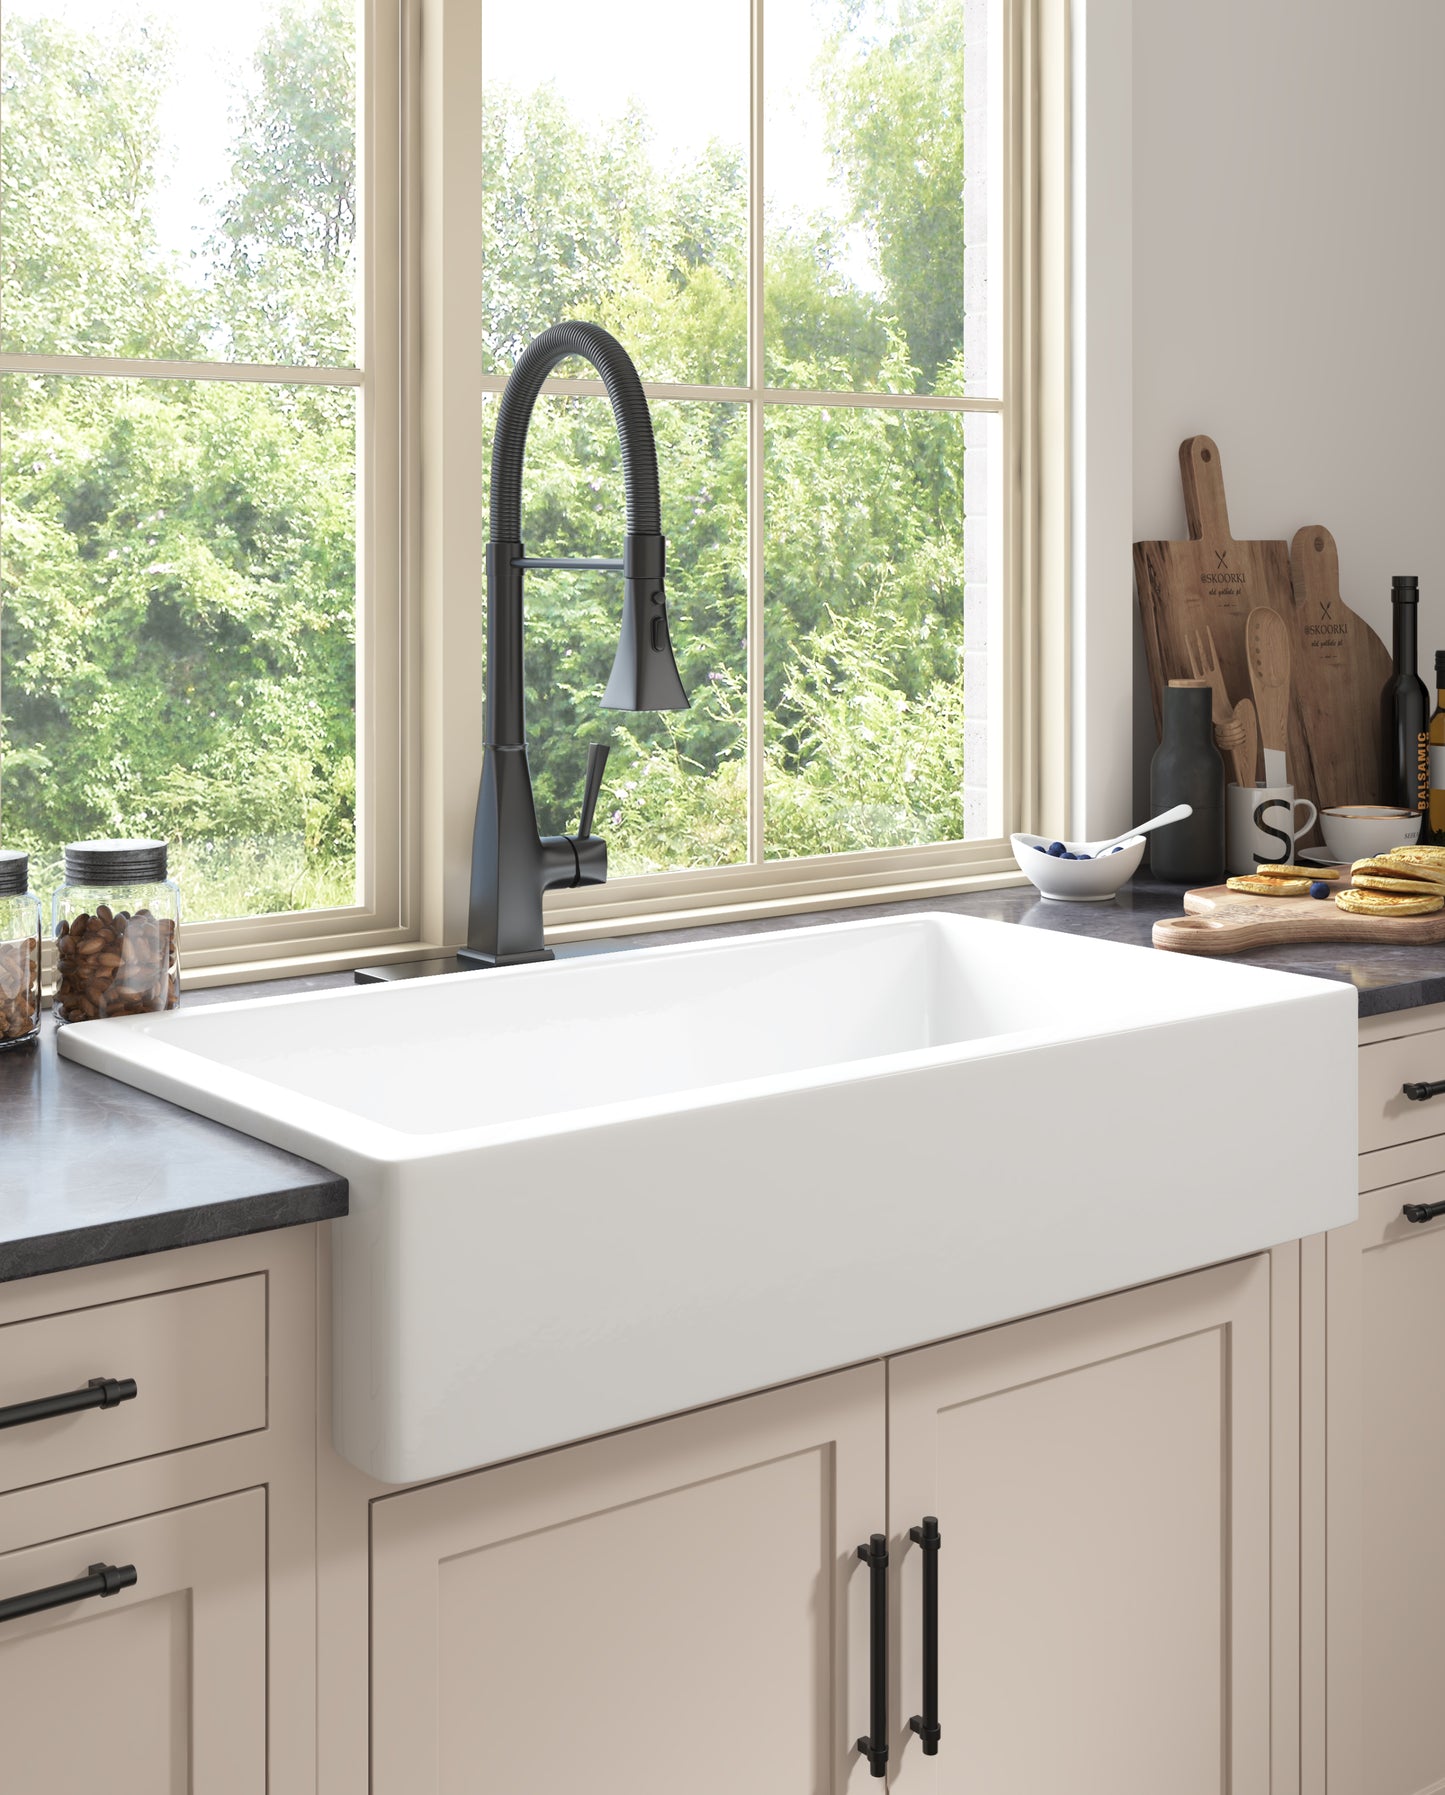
0 0 405 969
0 0 1054 975
474 0 1027 932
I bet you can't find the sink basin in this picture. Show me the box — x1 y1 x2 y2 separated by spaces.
58 911 1357 1483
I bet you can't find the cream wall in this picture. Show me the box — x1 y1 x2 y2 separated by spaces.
1123 0 1445 810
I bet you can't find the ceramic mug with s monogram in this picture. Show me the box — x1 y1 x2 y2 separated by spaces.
1226 783 1319 875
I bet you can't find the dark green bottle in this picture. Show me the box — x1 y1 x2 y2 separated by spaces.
1150 682 1225 883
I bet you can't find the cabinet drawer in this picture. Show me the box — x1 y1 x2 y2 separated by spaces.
0 1275 266 1496
1360 1027 1445 1156
0 1487 266 1795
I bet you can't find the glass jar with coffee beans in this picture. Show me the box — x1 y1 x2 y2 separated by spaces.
53 840 180 1023
0 850 41 1048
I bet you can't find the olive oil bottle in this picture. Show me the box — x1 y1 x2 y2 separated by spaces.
1430 649 1445 843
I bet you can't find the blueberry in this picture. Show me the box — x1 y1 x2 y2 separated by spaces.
1034 843 1047 853
1110 844 1124 854
1047 840 1067 856
1310 880 1330 899
1076 853 1091 860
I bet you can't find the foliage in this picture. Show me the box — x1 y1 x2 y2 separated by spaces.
0 0 976 915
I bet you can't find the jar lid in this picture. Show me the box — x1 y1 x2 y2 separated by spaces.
63 839 168 885
0 850 28 897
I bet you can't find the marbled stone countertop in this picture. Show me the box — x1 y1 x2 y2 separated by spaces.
5 871 1438 1283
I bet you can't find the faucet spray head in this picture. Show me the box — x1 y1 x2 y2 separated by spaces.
602 534 690 712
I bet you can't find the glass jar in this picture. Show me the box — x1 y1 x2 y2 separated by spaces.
53 840 181 1024
0 850 41 1049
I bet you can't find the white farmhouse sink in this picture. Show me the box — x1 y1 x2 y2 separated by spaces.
58 912 1357 1483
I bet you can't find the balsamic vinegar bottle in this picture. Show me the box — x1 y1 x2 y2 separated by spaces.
1149 682 1225 883
1430 649 1445 843
1383 574 1431 828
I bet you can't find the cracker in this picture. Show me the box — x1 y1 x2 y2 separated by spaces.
1226 875 1313 896
1335 887 1444 917
1252 863 1343 881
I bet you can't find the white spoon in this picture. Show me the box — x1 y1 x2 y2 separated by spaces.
1085 803 1192 858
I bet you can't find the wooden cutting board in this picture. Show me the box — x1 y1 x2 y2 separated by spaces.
1284 524 1392 810
1134 436 1299 750
1152 883 1445 957
1134 438 1393 846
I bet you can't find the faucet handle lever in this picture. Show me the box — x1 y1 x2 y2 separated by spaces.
578 743 610 840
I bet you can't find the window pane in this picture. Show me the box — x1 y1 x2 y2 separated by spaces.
1 0 358 366
763 406 997 855
481 395 748 875
764 0 999 397
482 0 748 387
0 374 358 917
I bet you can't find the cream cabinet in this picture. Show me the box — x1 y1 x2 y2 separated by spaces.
0 1489 266 1795
367 1256 1274 1795
0 1229 319 1795
371 1363 886 1795
1322 1006 1445 1795
888 1255 1272 1794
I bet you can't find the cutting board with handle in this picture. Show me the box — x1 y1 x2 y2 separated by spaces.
1152 882 1445 957
1284 524 1392 811
1134 436 1300 752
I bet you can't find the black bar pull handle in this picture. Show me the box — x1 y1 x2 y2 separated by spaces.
0 1561 136 1627
1403 1199 1445 1224
1403 1080 1445 1102
855 1532 889 1778
909 1515 943 1755
0 1376 137 1433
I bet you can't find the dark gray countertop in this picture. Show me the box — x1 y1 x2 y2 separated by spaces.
0 999 346 1283
5 871 1439 1285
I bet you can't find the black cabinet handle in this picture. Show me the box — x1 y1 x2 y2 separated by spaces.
1403 1199 1445 1225
909 1515 942 1754
0 1562 136 1626
855 1533 889 1778
0 1376 137 1432
1403 1080 1445 1102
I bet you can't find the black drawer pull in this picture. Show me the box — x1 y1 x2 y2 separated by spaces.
856 1533 889 1777
0 1562 136 1626
0 1376 137 1433
1403 1080 1445 1102
909 1515 943 1754
1403 1200 1445 1225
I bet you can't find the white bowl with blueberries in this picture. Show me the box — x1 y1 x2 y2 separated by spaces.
1011 804 1191 903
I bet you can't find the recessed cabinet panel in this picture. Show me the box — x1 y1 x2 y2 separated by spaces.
0 1275 267 1495
0 1487 266 1795
887 1257 1271 1795
1356 1196 1445 1793
371 1365 884 1795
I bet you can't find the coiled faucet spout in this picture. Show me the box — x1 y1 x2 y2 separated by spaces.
461 323 690 969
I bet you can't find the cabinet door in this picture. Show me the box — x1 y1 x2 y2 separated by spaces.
1328 1171 1445 1795
0 1487 266 1795
887 1256 1271 1795
371 1363 884 1795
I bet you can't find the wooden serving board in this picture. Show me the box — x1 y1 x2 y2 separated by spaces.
1135 439 1394 847
1285 524 1392 810
1152 883 1445 957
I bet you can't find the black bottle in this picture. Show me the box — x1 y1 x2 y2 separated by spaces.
1383 575 1431 829
1149 682 1225 883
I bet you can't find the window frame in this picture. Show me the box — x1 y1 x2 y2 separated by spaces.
2 0 1067 982
0 0 414 979
421 0 1070 952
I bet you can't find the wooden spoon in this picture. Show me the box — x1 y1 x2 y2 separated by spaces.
1245 609 1291 786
